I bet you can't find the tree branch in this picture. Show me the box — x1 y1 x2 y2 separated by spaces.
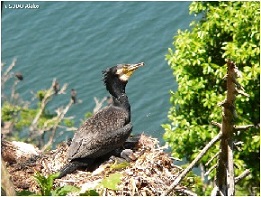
235 169 251 184
211 121 222 129
30 79 68 138
41 99 74 151
206 151 220 166
233 125 254 132
175 186 198 196
204 163 217 176
163 132 222 196
216 60 246 196
93 96 108 114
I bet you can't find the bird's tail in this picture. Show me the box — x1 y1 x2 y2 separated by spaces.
57 159 93 179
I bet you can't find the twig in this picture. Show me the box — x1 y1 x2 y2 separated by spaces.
235 88 250 97
30 79 57 133
2 58 17 78
235 169 251 184
233 125 254 132
204 163 217 176
211 185 219 196
93 96 108 114
163 132 222 196
175 187 198 196
41 99 74 151
206 151 220 166
11 79 19 102
30 79 68 137
211 121 222 129
2 58 17 90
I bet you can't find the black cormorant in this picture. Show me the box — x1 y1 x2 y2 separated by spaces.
15 72 23 81
71 89 77 104
58 62 144 178
53 80 59 94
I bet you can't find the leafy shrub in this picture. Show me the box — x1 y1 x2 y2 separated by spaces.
163 1 260 195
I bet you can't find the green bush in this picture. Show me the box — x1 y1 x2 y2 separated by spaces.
163 2 260 195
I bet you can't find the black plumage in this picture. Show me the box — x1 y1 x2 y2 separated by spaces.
71 89 77 104
58 62 144 178
53 80 59 94
15 72 23 81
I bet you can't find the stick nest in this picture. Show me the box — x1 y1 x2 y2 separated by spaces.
2 134 189 196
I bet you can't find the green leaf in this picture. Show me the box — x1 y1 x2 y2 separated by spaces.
80 189 100 196
52 185 80 196
99 173 122 191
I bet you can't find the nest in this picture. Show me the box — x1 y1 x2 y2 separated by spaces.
2 134 192 196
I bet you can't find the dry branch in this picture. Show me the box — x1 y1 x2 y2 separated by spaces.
216 60 249 196
216 60 236 196
163 132 222 196
204 163 218 177
235 169 251 184
2 58 17 85
211 121 222 129
41 99 74 151
233 125 254 132
206 151 220 167
30 79 68 138
3 134 187 196
93 96 108 114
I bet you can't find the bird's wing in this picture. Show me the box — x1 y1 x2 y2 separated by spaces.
67 106 132 160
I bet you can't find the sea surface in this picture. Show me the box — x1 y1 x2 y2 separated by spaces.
1 1 197 146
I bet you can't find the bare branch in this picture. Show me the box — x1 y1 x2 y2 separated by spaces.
211 121 222 129
30 79 56 133
233 125 254 132
215 60 250 196
93 96 108 114
235 88 250 97
235 169 251 184
3 58 17 77
41 99 74 151
204 163 217 176
211 185 219 196
206 151 220 166
163 132 222 196
30 79 68 139
175 186 198 196
2 58 17 89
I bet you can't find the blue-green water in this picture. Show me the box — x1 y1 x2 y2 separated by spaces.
2 1 196 145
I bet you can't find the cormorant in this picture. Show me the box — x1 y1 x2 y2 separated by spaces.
71 89 77 104
15 72 23 81
58 62 144 178
53 80 59 94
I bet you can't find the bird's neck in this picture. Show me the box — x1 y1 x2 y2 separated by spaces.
113 93 131 112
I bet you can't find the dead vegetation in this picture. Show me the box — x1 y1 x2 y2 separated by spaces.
2 134 197 196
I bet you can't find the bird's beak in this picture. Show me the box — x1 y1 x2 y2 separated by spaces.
126 62 145 72
123 62 144 77
117 62 144 81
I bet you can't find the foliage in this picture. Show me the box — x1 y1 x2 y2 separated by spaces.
180 170 212 196
80 189 100 196
79 172 122 195
109 161 130 171
99 172 122 191
163 1 260 195
1 70 76 146
34 172 79 196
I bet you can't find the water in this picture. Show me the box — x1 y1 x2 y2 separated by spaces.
2 1 196 145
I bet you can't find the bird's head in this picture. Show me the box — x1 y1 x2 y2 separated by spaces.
114 62 145 82
103 62 144 98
